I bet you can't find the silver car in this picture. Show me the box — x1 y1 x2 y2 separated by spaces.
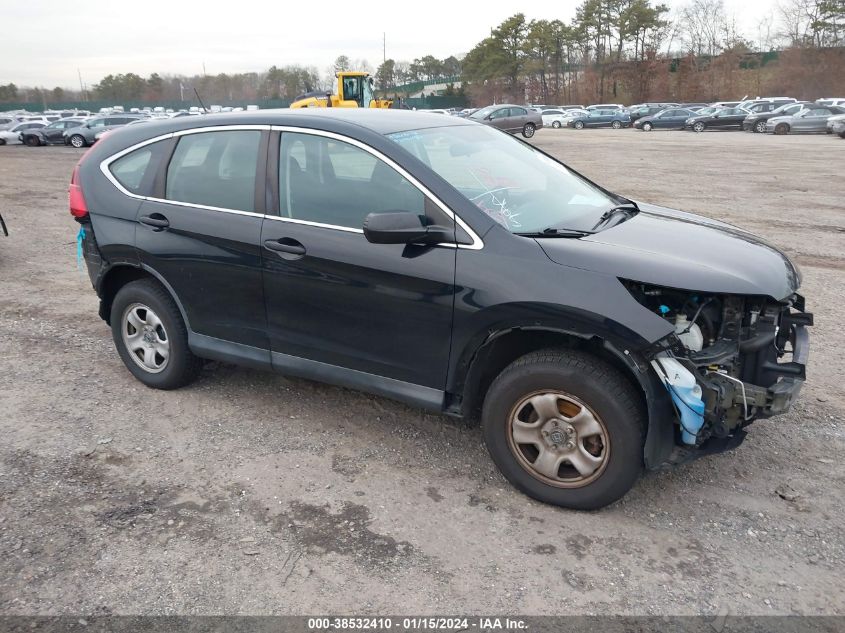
0 121 46 145
828 114 845 138
765 105 845 134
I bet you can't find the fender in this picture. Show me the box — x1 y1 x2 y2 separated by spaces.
450 321 676 471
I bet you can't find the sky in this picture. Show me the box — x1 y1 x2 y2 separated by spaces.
1 0 777 89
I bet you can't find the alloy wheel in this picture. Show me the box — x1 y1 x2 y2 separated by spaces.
121 303 170 373
70 135 85 148
507 390 610 488
755 120 767 133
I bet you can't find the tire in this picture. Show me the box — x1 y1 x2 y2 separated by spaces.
693 122 705 133
774 123 789 135
24 135 40 147
642 122 653 132
611 120 622 129
110 279 202 390
0 138 5 146
69 134 87 148
522 123 536 138
482 349 644 510
839 131 845 139
551 120 561 129
573 120 584 130
754 120 767 133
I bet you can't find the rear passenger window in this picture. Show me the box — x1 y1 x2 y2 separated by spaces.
166 130 260 211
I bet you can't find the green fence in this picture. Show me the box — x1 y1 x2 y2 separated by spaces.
1 98 292 113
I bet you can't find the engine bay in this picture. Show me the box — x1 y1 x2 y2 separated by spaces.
623 281 813 446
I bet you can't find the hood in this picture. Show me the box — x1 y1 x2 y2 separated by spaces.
536 202 801 300
768 115 797 124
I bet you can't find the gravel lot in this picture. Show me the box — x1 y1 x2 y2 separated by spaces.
1 129 843 616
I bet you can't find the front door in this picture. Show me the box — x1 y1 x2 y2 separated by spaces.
261 130 457 400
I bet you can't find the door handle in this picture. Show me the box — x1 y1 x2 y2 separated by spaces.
263 238 306 256
139 214 170 230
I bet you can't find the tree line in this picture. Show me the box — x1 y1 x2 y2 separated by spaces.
2 0 843 107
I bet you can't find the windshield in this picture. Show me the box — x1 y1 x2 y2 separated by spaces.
695 107 718 116
387 124 616 234
469 105 499 120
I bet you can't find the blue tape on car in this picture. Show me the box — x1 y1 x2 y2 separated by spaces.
77 225 86 271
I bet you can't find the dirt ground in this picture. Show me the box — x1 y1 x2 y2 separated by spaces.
1 129 843 616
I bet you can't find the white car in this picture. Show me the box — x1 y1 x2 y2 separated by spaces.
542 108 589 128
0 121 46 145
816 98 845 107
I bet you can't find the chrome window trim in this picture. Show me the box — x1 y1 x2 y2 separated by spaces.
271 125 483 250
98 123 484 250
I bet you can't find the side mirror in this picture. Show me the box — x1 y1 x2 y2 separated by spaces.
363 212 451 245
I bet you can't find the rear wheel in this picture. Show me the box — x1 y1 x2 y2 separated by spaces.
551 120 561 129
573 120 585 130
642 122 653 132
774 123 789 135
522 123 536 138
69 134 86 148
611 120 622 129
482 349 644 510
693 122 705 133
754 120 767 133
110 279 202 390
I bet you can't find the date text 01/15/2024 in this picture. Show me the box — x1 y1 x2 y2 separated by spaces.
306 617 528 631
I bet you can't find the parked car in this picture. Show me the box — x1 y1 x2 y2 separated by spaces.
684 107 751 132
738 98 797 111
627 103 678 122
73 109 812 510
678 103 709 111
743 102 810 133
633 108 698 131
20 118 86 146
568 108 631 129
542 109 588 128
828 114 845 138
816 98 845 108
586 103 625 110
63 115 144 147
711 101 741 108
0 121 46 145
469 104 543 138
765 105 845 134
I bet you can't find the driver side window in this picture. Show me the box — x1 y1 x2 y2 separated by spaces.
279 132 428 230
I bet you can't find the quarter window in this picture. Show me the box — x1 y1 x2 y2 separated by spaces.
165 131 260 211
279 132 426 229
110 147 154 194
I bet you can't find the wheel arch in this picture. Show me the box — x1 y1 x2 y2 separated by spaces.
97 263 191 333
452 325 675 469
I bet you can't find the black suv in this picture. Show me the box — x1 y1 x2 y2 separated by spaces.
74 110 811 510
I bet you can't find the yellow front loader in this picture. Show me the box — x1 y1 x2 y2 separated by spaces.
290 72 394 109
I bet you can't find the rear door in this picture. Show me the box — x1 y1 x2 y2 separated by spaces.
798 107 832 131
135 126 270 350
261 129 458 398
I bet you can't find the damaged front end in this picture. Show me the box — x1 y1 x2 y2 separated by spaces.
624 281 812 455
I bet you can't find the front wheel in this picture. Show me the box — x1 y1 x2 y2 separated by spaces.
522 123 536 138
24 135 40 147
0 138 6 146
774 123 789 135
482 349 644 510
69 134 87 148
551 120 561 129
611 120 622 129
642 122 653 132
110 279 202 390
754 120 767 133
573 120 584 130
693 122 705 133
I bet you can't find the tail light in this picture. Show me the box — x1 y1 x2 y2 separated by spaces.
69 163 88 220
